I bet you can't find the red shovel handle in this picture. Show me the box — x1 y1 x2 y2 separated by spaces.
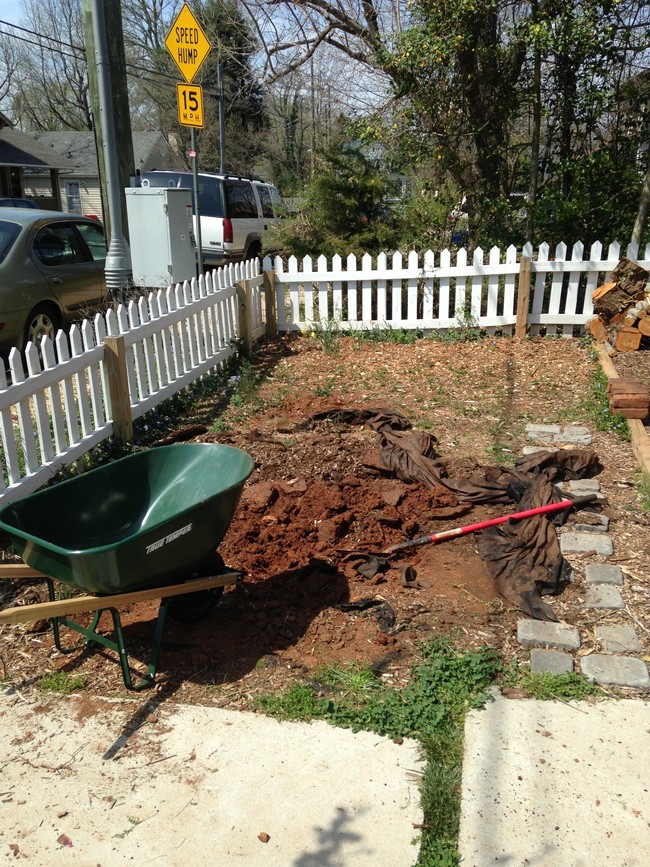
384 493 598 554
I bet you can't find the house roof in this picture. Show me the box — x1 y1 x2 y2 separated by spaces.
35 131 183 175
0 126 75 170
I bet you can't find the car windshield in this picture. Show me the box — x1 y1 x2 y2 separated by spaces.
0 220 21 264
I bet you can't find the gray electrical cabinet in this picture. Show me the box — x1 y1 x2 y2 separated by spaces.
125 187 196 288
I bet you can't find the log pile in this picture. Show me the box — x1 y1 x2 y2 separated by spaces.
588 257 650 355
607 378 650 419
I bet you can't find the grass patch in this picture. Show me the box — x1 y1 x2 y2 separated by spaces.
508 669 601 701
635 469 650 512
38 670 85 694
255 638 500 864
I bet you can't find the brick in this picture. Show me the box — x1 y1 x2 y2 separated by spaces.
581 654 650 688
517 620 581 650
529 648 574 674
584 586 625 610
585 564 623 585
595 624 643 653
560 532 613 556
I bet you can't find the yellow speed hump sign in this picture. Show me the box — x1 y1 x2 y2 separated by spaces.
165 3 211 83
177 83 204 128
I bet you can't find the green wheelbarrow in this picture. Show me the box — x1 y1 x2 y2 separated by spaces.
0 443 254 690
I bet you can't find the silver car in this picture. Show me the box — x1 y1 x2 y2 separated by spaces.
0 208 106 354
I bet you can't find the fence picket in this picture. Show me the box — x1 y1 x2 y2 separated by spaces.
0 362 20 487
55 331 81 447
390 252 402 323
563 241 584 337
24 343 55 465
347 254 358 322
41 337 67 455
422 250 434 323
407 251 419 322
8 350 39 475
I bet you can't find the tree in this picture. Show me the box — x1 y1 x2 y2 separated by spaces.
9 0 92 130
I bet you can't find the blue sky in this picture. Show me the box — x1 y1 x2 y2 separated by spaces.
0 2 20 26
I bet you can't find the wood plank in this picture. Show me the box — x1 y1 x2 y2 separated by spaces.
0 563 47 578
0 572 240 625
596 344 650 478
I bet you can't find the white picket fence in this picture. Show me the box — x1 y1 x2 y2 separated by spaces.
0 259 266 506
271 240 650 335
1 239 649 507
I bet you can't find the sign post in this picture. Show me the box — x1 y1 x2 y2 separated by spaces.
165 3 212 276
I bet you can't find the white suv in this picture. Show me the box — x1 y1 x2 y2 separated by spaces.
140 170 285 269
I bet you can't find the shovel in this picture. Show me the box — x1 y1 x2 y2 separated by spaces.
383 493 599 554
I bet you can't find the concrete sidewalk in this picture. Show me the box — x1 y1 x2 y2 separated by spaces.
459 693 650 866
0 690 423 866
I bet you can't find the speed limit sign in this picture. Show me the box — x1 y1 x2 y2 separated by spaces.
176 83 204 128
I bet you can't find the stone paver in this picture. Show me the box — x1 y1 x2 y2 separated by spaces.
595 624 643 653
585 564 623 585
529 648 574 674
573 522 608 534
525 423 561 439
560 532 613 556
584 585 625 610
517 620 581 650
522 446 555 455
581 654 650 688
555 426 592 445
559 478 601 492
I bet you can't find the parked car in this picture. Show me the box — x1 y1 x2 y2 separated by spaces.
140 170 286 269
0 197 39 209
0 208 107 354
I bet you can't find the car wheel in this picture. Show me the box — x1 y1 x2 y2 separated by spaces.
23 305 61 352
246 242 262 263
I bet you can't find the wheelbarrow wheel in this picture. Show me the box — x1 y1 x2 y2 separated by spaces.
167 552 227 624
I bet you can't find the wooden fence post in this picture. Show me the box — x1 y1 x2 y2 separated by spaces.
104 335 133 443
236 279 253 356
263 268 278 338
515 256 532 338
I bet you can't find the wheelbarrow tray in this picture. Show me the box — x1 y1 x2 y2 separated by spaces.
0 443 254 596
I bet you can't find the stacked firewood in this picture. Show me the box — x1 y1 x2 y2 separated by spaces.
588 257 650 355
607 378 650 419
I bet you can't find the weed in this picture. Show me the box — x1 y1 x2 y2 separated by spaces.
311 321 341 355
635 470 650 512
254 638 500 864
350 325 420 345
38 671 85 694
585 369 630 440
506 668 601 701
113 815 146 839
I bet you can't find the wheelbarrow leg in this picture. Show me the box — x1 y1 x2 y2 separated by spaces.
45 577 172 691
107 599 171 691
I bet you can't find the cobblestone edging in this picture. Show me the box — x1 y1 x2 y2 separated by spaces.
515 425 650 690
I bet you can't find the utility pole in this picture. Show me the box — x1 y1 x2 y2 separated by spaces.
83 0 133 295
218 62 226 174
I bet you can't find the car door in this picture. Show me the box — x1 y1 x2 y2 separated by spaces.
223 180 260 256
31 220 106 320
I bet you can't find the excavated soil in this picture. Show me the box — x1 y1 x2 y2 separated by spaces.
1 335 649 707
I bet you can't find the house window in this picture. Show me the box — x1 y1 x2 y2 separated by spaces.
65 180 82 212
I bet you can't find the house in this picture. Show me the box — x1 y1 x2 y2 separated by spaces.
0 111 73 208
24 131 186 220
